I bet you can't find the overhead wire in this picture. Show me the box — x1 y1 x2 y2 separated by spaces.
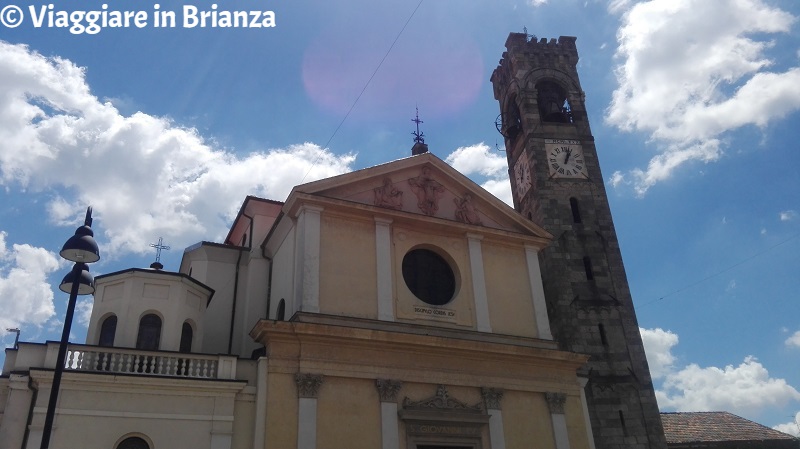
299 0 425 184
642 231 800 306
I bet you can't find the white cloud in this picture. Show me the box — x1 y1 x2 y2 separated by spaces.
0 231 62 330
773 412 800 437
75 297 93 327
606 0 800 195
642 326 800 415
0 41 517 268
0 42 356 258
608 170 626 188
528 0 548 6
608 0 633 14
780 210 798 222
445 143 512 206
785 330 800 348
446 143 508 178
657 356 800 414
640 327 679 379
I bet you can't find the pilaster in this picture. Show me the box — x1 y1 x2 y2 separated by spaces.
525 244 552 339
376 379 402 449
545 392 570 449
375 218 394 321
467 233 491 332
294 205 323 313
295 373 323 449
482 387 506 449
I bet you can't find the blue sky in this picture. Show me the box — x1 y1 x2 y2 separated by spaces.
1 0 799 434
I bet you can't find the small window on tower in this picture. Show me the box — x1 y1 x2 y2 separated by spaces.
570 197 582 223
583 257 594 281
619 410 629 437
599 324 608 346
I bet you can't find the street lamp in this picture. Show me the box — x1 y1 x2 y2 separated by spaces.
40 207 100 449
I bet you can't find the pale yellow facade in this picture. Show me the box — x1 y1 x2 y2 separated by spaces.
1 152 594 449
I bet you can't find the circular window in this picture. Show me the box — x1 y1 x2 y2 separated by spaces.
402 248 456 305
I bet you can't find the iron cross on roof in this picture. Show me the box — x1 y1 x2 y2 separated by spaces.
412 107 425 144
150 237 170 263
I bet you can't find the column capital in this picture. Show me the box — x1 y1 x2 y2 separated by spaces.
294 204 325 218
481 387 504 410
295 373 324 398
466 232 484 241
376 379 403 402
545 392 566 414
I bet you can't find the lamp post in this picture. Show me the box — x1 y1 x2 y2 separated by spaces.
40 207 100 449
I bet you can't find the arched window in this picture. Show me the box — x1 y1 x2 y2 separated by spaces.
136 314 162 350
276 299 286 321
503 97 522 140
570 197 582 224
117 436 150 449
537 81 572 123
179 321 193 353
99 315 117 347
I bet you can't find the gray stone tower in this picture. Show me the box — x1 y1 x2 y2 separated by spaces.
491 33 667 449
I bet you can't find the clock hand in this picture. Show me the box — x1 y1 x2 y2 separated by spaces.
563 148 572 165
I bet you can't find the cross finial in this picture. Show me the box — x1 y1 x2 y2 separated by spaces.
150 237 170 263
412 107 425 144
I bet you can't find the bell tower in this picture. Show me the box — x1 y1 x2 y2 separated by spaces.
491 33 667 449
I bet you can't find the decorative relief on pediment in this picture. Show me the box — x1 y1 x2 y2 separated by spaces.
408 167 445 216
454 193 482 225
481 387 504 410
545 392 566 414
295 373 324 398
376 379 403 402
402 385 483 412
373 177 404 210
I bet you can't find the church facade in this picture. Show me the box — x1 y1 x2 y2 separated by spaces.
0 33 665 449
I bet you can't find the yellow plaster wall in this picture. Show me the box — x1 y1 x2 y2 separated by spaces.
231 395 256 449
265 373 298 448
318 213 378 319
316 377 382 449
48 386 222 449
483 241 538 338
270 227 296 318
565 394 590 449
502 391 555 449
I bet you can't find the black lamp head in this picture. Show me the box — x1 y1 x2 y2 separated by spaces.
60 207 100 263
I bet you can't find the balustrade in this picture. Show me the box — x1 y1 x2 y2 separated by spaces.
63 344 232 380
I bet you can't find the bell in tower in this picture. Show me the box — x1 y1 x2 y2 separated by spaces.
537 81 572 123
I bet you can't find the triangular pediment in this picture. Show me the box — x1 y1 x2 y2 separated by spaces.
286 152 551 240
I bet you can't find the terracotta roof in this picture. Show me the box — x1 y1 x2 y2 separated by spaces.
661 412 797 443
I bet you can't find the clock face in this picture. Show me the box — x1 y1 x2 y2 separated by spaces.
545 139 588 179
514 152 532 197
